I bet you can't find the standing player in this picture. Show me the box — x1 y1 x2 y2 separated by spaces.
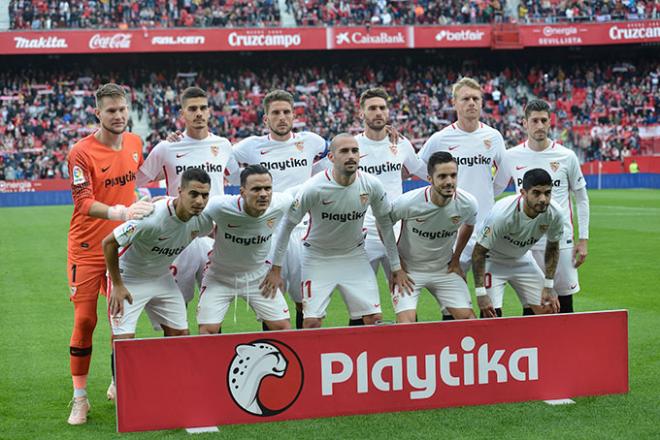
231 90 327 329
197 165 291 333
389 152 478 322
472 169 564 317
136 86 238 305
103 168 213 380
262 134 413 328
65 84 153 425
418 77 506 317
493 99 589 314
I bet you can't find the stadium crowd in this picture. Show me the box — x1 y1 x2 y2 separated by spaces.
1 59 657 180
8 0 657 29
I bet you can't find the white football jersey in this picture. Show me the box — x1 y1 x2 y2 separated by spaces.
355 133 427 237
138 132 238 197
232 132 326 191
477 194 565 261
288 170 391 254
391 187 478 272
419 122 506 225
493 140 586 248
204 193 292 276
114 198 214 278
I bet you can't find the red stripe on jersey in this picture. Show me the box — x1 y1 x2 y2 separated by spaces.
167 198 174 216
118 243 132 258
397 220 405 245
324 169 331 181
568 196 575 235
480 122 484 128
302 212 312 241
424 186 430 202
515 194 523 211
550 141 556 149
237 197 242 211
451 123 456 130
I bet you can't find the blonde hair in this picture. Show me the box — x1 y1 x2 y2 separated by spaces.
95 83 126 108
451 77 481 100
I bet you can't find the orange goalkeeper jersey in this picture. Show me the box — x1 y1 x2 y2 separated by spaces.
67 132 143 265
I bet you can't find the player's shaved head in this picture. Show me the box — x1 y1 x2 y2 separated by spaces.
359 87 389 108
263 90 294 113
522 168 552 190
181 87 208 106
181 168 211 188
452 77 481 100
95 83 126 109
329 133 356 152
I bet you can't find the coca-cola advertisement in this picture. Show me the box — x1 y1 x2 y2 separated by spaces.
88 33 133 51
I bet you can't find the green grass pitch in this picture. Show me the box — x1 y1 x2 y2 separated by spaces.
1 189 659 439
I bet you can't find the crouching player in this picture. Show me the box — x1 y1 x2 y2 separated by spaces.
472 168 564 317
102 169 213 393
389 152 478 322
196 165 292 334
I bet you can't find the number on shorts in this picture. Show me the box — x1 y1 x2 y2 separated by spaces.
71 264 77 282
484 273 492 289
301 280 312 299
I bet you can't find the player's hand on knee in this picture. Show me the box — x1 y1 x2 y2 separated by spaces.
541 288 559 313
109 284 133 317
391 269 414 296
477 295 496 318
166 130 184 143
260 267 284 298
447 257 465 280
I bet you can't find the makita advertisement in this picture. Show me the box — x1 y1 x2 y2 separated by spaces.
115 311 628 432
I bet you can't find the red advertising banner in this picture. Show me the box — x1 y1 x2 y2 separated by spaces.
0 179 70 193
520 20 660 46
115 311 628 433
414 25 491 48
0 27 327 55
326 26 414 50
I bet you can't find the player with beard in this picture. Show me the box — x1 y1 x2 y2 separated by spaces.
65 83 153 425
493 99 589 314
231 90 327 330
262 134 413 328
418 77 506 318
472 169 564 317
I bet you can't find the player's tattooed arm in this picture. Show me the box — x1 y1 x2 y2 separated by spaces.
544 240 560 280
471 244 489 288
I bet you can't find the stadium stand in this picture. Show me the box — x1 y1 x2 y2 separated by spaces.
7 0 656 29
0 53 658 181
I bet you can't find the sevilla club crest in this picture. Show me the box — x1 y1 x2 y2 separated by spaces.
360 193 369 205
389 145 398 155
483 139 492 149
549 161 560 172
132 152 139 163
295 141 304 152
451 216 461 224
210 145 220 157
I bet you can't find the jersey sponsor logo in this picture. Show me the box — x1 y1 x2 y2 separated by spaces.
549 161 560 172
266 218 276 229
175 162 223 175
176 153 189 158
260 150 270 155
412 226 457 240
360 193 369 205
451 216 462 224
101 165 111 172
210 145 220 157
484 139 492 149
456 155 491 167
448 145 460 151
414 218 426 223
72 166 86 185
359 154 369 158
570 283 578 290
503 235 540 248
224 232 272 246
150 245 186 257
389 145 398 155
227 224 240 228
157 235 169 241
260 158 308 171
482 226 492 237
227 339 303 417
358 162 402 175
322 200 334 205
515 165 527 170
104 170 136 188
320 210 366 222
132 152 139 163
295 141 305 152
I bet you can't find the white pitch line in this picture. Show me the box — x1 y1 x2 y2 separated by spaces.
186 426 220 434
544 398 576 405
